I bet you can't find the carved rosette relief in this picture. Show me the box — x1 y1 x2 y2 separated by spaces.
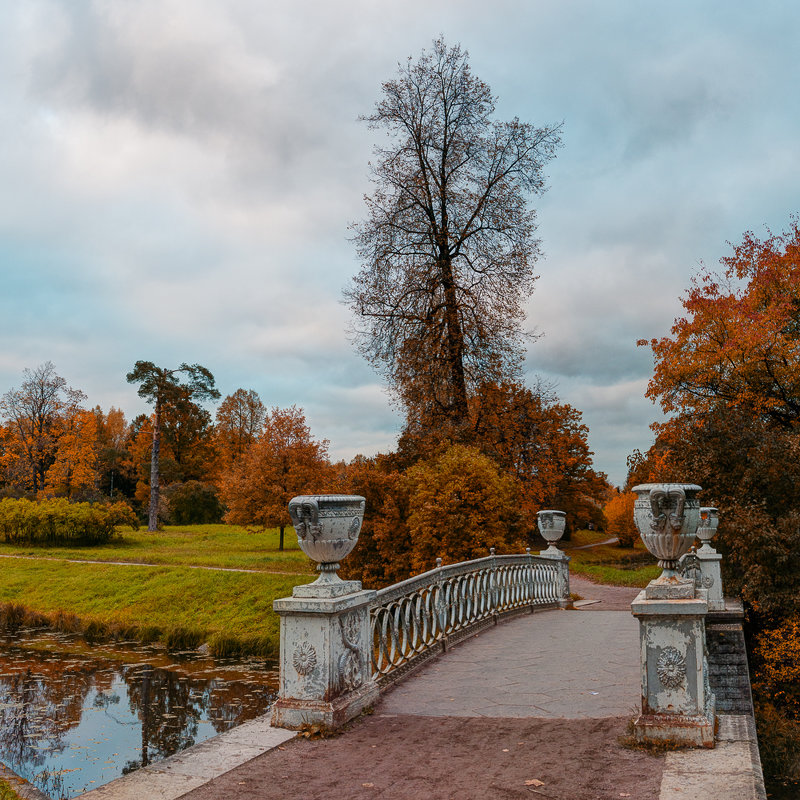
338 612 363 692
293 641 317 676
656 646 686 689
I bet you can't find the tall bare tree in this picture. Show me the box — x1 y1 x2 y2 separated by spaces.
126 362 219 531
346 38 562 429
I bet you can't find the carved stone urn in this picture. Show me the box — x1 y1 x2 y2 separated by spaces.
697 507 719 553
537 510 567 556
632 483 702 594
288 494 366 597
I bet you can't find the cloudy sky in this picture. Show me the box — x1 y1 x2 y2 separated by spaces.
1 1 798 486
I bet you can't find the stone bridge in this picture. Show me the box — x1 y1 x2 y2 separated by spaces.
83 494 766 800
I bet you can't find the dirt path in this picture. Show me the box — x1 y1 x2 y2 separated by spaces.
569 574 642 611
0 552 309 577
566 536 619 549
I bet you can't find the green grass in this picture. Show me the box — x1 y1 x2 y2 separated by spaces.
563 530 661 588
0 523 314 573
0 778 22 800
0 559 307 656
0 524 317 656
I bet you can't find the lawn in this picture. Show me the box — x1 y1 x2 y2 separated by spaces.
562 529 661 588
0 524 316 657
0 523 314 573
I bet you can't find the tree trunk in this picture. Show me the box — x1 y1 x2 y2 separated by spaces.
440 256 469 424
148 399 160 532
279 524 285 551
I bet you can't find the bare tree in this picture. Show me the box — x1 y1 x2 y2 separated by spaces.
345 38 562 429
0 362 85 492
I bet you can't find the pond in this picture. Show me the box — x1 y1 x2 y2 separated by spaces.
0 630 278 799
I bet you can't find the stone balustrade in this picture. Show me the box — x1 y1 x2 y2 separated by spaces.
370 551 569 688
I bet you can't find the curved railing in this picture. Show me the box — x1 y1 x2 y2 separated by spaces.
370 552 568 686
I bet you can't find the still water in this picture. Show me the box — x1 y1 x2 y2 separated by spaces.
0 630 278 799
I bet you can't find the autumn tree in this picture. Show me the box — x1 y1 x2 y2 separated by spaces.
0 363 86 494
603 491 637 548
44 409 99 499
221 407 331 550
403 444 525 572
338 454 410 588
94 406 135 499
346 38 562 429
126 362 220 531
639 219 800 791
641 219 800 427
470 381 607 532
215 389 266 471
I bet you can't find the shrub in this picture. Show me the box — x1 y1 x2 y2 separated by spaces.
0 498 138 546
163 481 224 525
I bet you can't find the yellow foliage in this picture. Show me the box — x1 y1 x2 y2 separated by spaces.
403 444 525 573
754 615 800 718
603 491 638 548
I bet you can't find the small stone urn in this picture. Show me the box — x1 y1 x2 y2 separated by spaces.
537 510 567 557
632 483 702 598
697 507 719 553
288 494 366 598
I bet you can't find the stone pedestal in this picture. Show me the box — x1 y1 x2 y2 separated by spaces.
631 590 715 747
696 549 724 612
271 584 379 730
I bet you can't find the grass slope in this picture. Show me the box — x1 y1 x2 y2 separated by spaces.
563 530 661 588
0 524 314 657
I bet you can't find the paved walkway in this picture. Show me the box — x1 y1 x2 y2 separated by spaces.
380 608 641 719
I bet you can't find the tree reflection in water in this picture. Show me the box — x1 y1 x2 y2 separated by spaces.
0 633 276 799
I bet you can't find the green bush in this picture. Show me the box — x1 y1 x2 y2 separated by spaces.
164 481 224 525
0 498 138 546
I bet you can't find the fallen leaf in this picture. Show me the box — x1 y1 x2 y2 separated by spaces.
502 748 510 752
619 794 631 798
362 783 375 788
525 779 545 787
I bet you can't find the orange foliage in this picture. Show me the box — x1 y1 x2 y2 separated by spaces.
220 407 332 549
754 616 800 719
471 381 608 531
603 491 637 548
641 219 800 427
44 409 99 499
403 444 525 573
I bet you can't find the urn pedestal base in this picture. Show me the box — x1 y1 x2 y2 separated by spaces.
697 549 724 612
631 591 716 748
270 679 379 730
271 587 378 730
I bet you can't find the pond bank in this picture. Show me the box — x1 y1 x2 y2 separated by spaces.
0 630 278 798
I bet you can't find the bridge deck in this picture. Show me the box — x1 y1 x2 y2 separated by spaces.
379 606 640 719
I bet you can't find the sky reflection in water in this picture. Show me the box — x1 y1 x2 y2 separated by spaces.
0 631 277 798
